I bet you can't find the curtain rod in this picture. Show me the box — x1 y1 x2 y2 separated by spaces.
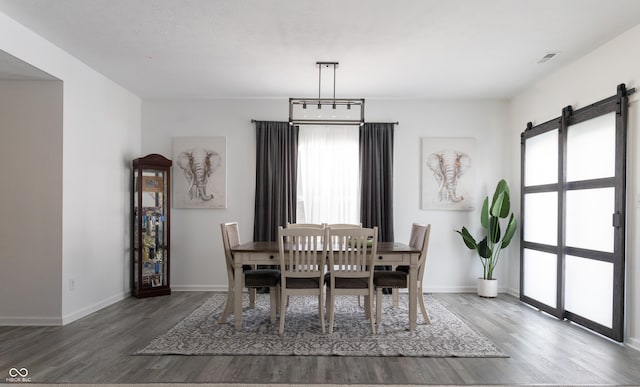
251 119 399 125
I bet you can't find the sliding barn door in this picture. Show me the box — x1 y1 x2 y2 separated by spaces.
520 85 632 341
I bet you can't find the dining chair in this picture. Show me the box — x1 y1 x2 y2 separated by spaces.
326 226 378 334
374 223 431 325
284 224 326 305
325 223 365 305
278 226 328 335
219 222 280 324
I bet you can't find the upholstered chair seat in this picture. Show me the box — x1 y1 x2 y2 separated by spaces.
243 269 281 288
285 277 322 289
324 273 370 289
373 270 408 288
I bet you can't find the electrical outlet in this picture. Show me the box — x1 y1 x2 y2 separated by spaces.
69 279 75 291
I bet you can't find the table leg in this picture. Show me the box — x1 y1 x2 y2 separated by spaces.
234 256 243 330
408 254 417 331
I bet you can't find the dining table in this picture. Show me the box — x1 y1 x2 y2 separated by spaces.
230 241 422 331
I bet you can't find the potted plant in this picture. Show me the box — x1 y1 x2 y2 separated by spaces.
455 179 517 297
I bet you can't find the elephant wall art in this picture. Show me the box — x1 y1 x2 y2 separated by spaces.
421 138 476 210
173 136 227 208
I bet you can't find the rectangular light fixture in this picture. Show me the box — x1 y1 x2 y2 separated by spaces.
289 97 365 126
289 61 365 126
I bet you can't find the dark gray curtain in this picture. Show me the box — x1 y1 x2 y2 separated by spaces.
253 121 299 241
360 122 394 242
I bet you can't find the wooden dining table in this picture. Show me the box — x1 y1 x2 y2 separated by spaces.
230 241 422 331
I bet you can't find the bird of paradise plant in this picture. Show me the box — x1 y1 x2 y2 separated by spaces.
455 179 517 280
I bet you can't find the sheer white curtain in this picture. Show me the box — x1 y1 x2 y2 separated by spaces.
296 125 360 224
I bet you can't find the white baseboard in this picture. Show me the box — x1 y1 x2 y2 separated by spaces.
61 291 129 325
627 336 640 352
0 291 129 326
423 285 516 294
0 316 63 326
172 284 228 292
174 283 520 295
423 285 477 293
173 286 500 296
506 287 520 297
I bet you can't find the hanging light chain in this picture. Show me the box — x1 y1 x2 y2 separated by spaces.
332 63 337 109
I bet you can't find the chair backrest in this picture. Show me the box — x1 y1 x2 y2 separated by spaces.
326 223 362 229
220 222 241 282
327 227 378 279
409 223 431 282
286 222 325 229
278 226 327 279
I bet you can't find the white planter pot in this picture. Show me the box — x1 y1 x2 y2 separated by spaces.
477 278 498 298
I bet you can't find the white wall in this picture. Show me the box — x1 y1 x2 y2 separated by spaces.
0 80 63 324
368 99 510 292
61 71 141 323
0 11 142 324
509 24 640 348
142 98 510 293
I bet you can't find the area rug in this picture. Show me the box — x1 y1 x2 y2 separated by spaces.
134 293 507 357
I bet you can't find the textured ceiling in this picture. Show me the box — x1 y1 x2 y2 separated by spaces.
1 0 640 99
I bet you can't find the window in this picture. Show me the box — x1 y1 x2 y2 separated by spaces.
296 125 360 224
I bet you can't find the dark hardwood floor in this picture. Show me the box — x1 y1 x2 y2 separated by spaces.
1 291 640 385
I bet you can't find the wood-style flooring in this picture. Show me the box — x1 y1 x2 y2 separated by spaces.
1 291 640 385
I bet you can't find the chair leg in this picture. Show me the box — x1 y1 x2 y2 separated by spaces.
327 290 335 334
318 292 325 334
368 290 376 334
269 286 277 324
249 288 256 308
364 295 372 320
419 293 430 324
279 289 287 335
376 288 383 325
218 289 234 324
392 288 399 307
418 285 430 324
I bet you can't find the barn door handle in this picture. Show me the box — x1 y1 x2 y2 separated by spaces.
612 212 623 228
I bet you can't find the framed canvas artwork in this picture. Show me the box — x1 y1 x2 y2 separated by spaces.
421 137 476 211
173 136 227 209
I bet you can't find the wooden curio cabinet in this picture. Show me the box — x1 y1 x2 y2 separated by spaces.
131 154 172 298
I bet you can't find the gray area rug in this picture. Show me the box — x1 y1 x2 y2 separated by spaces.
134 293 507 357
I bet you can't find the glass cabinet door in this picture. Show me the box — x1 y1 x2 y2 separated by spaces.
132 154 171 298
139 170 168 289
